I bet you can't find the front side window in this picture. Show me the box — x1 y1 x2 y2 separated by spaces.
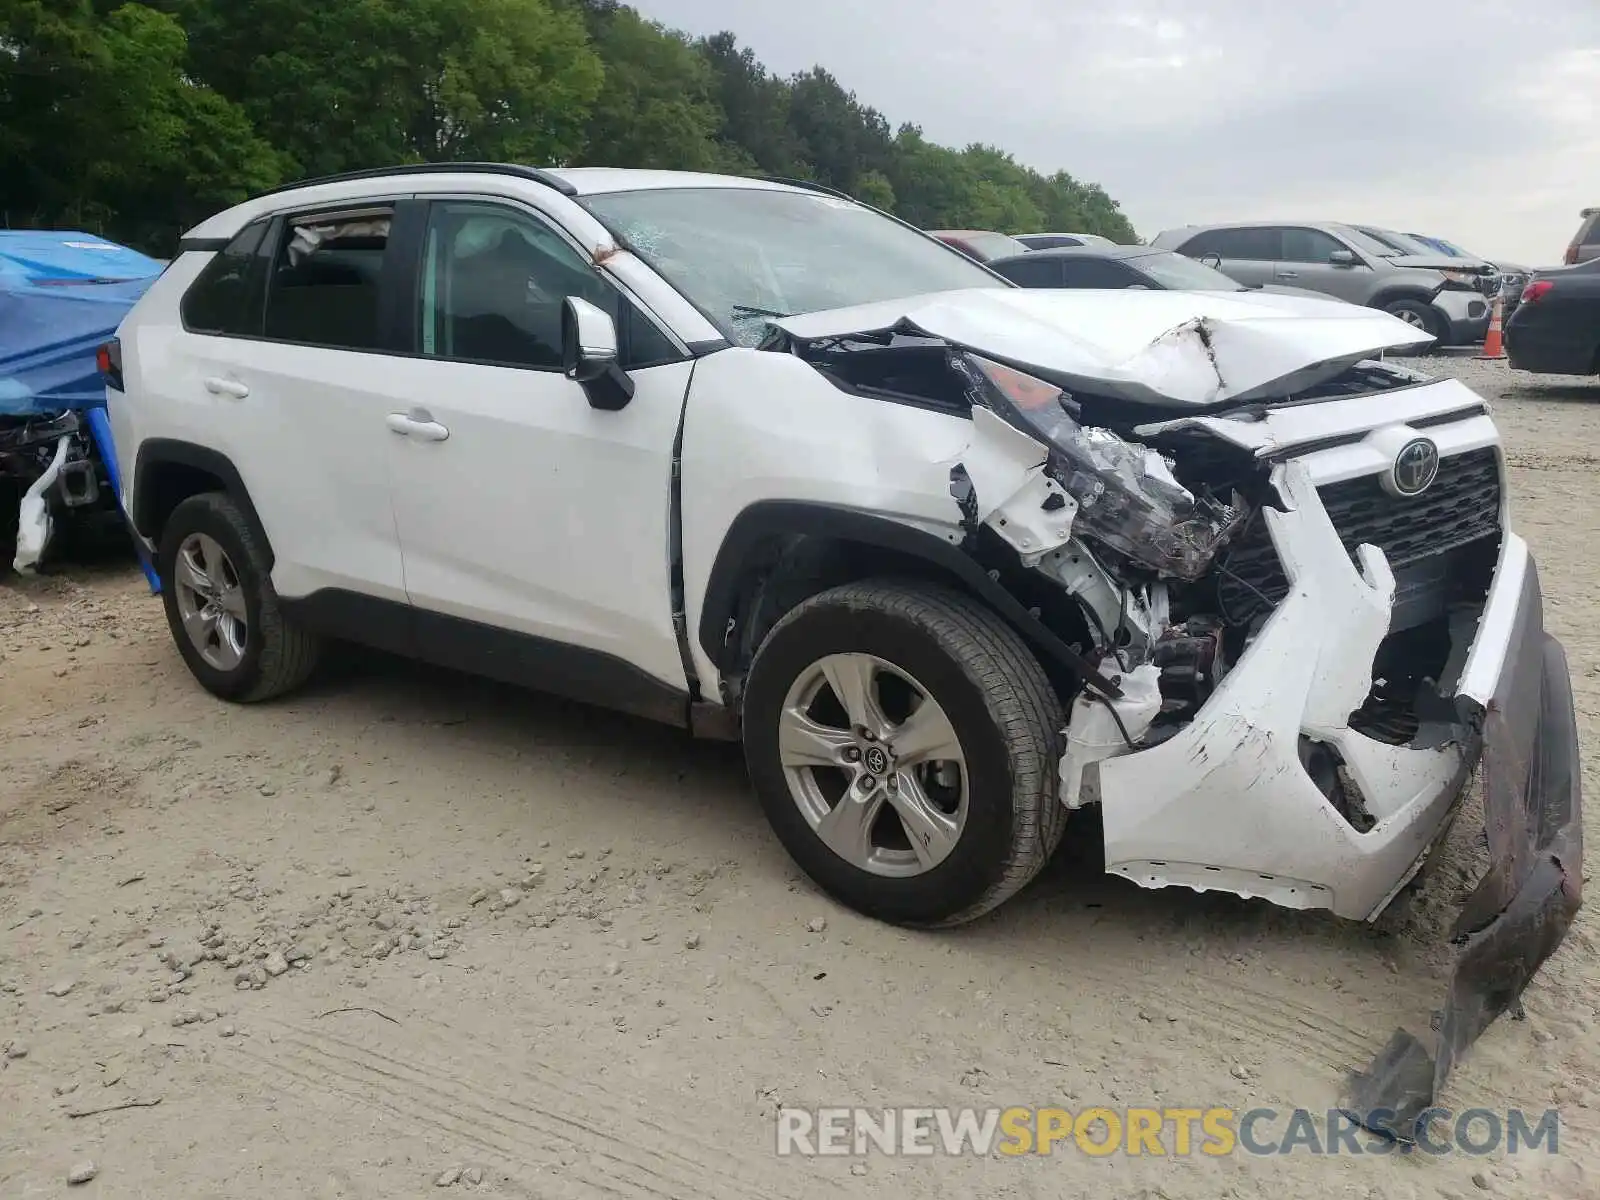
1281 228 1351 265
263 209 391 350
582 187 1005 346
417 201 675 371
181 220 269 336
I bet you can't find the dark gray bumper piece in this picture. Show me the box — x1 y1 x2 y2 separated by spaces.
1344 557 1583 1141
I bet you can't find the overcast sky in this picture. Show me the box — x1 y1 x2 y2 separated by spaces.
635 0 1599 266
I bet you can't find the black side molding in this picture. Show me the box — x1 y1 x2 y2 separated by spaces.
280 589 694 730
697 501 1121 698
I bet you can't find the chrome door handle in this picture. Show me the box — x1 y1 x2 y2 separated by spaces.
1275 271 1299 279
204 376 249 399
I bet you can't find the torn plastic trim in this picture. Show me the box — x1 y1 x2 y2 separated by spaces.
13 432 70 573
1344 544 1583 1142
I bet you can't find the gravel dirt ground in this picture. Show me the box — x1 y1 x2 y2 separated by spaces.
2 356 1599 1199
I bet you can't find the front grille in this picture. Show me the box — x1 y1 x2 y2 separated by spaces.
1216 446 1502 626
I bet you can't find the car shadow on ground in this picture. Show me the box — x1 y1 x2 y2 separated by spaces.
1501 382 1600 403
304 646 1428 984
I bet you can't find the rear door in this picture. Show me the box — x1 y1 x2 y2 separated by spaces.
152 203 411 609
1173 227 1279 288
1276 226 1373 302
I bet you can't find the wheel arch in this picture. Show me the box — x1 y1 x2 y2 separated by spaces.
695 500 1110 704
131 440 272 569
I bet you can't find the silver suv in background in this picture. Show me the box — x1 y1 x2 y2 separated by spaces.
1150 221 1496 345
1564 208 1600 265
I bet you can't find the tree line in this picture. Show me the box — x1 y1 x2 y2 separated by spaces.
0 0 1139 254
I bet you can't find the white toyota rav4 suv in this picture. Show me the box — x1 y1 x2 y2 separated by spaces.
106 164 1578 1130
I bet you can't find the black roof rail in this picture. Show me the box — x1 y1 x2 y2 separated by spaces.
253 162 578 200
761 176 855 202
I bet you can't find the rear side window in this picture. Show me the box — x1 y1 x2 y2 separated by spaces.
1178 227 1280 261
263 209 392 351
1581 213 1600 247
992 257 1062 287
180 221 269 335
1058 258 1143 288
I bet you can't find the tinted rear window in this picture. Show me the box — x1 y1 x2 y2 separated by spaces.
1177 227 1279 261
1580 213 1600 247
180 221 269 336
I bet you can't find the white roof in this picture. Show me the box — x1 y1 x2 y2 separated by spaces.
182 166 811 242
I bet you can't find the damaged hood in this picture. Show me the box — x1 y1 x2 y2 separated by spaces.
771 287 1434 407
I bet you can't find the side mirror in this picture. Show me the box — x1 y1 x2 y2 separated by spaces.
1329 249 1359 267
561 297 635 411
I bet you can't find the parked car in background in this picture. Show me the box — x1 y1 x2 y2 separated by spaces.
1562 208 1600 265
1013 232 1118 251
1150 221 1496 346
988 244 1339 305
1505 258 1600 376
1404 232 1530 309
1 231 164 577
927 229 1033 263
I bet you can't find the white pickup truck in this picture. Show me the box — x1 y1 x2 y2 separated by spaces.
104 165 1581 1138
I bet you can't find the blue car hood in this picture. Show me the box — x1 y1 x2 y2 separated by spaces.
0 232 163 416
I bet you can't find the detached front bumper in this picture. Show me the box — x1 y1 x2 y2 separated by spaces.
1346 537 1582 1137
1090 462 1581 1135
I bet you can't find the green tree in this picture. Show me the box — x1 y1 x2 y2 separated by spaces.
178 0 601 178
697 33 807 177
567 0 723 170
0 1 283 250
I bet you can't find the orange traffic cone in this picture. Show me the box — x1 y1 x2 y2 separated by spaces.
1476 292 1506 360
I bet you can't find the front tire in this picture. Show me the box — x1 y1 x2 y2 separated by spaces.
742 580 1067 927
157 492 321 702
1381 298 1444 345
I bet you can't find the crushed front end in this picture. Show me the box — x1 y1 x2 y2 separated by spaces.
962 360 1583 1140
767 295 1582 1125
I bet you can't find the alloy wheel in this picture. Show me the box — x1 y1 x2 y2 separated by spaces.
777 652 969 877
172 533 248 671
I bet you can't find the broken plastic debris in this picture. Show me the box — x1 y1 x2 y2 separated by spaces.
13 432 70 574
956 352 1245 579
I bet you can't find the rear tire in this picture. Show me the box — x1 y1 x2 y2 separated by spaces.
157 492 321 702
742 580 1067 927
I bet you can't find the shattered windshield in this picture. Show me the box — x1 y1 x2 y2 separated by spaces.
582 187 1006 345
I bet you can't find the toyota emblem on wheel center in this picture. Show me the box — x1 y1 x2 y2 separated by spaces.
863 745 890 776
1390 437 1440 497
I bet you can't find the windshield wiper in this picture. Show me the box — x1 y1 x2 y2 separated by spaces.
730 303 792 321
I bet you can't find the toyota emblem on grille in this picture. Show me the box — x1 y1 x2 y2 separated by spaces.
1390 438 1440 497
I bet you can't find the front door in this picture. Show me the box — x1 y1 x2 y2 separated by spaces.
1276 226 1373 302
383 198 695 702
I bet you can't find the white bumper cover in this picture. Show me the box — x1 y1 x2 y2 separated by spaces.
1094 459 1505 921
